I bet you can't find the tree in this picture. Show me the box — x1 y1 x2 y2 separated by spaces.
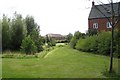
20 35 37 54
25 15 36 35
30 30 43 52
11 13 27 50
25 15 43 52
70 31 81 49
66 33 73 43
2 15 11 50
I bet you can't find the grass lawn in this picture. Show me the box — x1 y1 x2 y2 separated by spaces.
2 46 119 78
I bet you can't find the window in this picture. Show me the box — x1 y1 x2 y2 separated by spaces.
107 22 112 28
93 23 98 29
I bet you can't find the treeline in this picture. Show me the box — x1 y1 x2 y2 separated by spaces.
2 13 44 54
69 29 120 58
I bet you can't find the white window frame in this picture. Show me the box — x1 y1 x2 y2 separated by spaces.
107 22 112 28
93 23 98 29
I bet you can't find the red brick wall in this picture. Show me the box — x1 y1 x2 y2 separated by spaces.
88 18 112 31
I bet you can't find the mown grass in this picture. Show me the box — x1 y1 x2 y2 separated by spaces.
0 53 2 78
2 46 119 78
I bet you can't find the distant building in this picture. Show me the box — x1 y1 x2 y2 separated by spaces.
88 1 120 31
46 33 66 41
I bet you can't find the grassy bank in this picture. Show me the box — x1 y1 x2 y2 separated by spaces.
2 46 119 78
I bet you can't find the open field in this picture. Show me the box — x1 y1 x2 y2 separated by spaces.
2 46 120 78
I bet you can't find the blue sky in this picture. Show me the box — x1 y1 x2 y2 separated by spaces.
0 0 119 36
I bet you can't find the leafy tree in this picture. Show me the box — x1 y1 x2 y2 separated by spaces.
20 35 37 54
74 31 81 39
25 15 36 35
11 13 27 50
2 15 11 50
66 33 73 43
25 16 43 52
69 31 81 48
30 30 43 52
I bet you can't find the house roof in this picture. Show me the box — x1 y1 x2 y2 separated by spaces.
47 33 64 38
88 2 120 19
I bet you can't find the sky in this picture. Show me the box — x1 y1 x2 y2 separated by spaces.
0 0 119 36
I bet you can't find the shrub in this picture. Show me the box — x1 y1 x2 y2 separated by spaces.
97 31 111 55
69 31 84 49
75 35 98 52
86 28 97 36
69 37 78 49
114 30 120 58
76 31 113 55
20 35 37 55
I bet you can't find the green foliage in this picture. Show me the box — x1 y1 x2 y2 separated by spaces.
69 37 78 49
2 15 11 50
76 31 112 55
2 13 43 52
30 30 43 52
69 31 82 49
86 28 97 36
45 35 56 47
74 31 81 39
25 15 43 52
114 30 120 58
75 35 98 52
48 38 56 47
25 15 36 35
66 33 73 42
20 35 37 55
97 31 111 55
11 13 27 50
2 51 38 58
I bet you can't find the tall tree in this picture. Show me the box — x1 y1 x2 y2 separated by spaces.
66 33 73 43
25 15 36 35
2 15 11 50
25 15 43 52
11 13 27 50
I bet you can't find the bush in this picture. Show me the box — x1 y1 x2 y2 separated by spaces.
69 37 78 49
69 31 84 49
86 28 97 36
114 30 120 58
20 35 37 55
97 31 111 55
76 31 112 55
75 35 98 52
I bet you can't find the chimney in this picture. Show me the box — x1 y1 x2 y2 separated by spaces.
92 1 95 6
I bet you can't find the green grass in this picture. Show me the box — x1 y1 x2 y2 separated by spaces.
0 53 2 78
2 46 119 78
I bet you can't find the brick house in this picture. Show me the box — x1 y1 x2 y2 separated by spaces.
88 1 120 31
